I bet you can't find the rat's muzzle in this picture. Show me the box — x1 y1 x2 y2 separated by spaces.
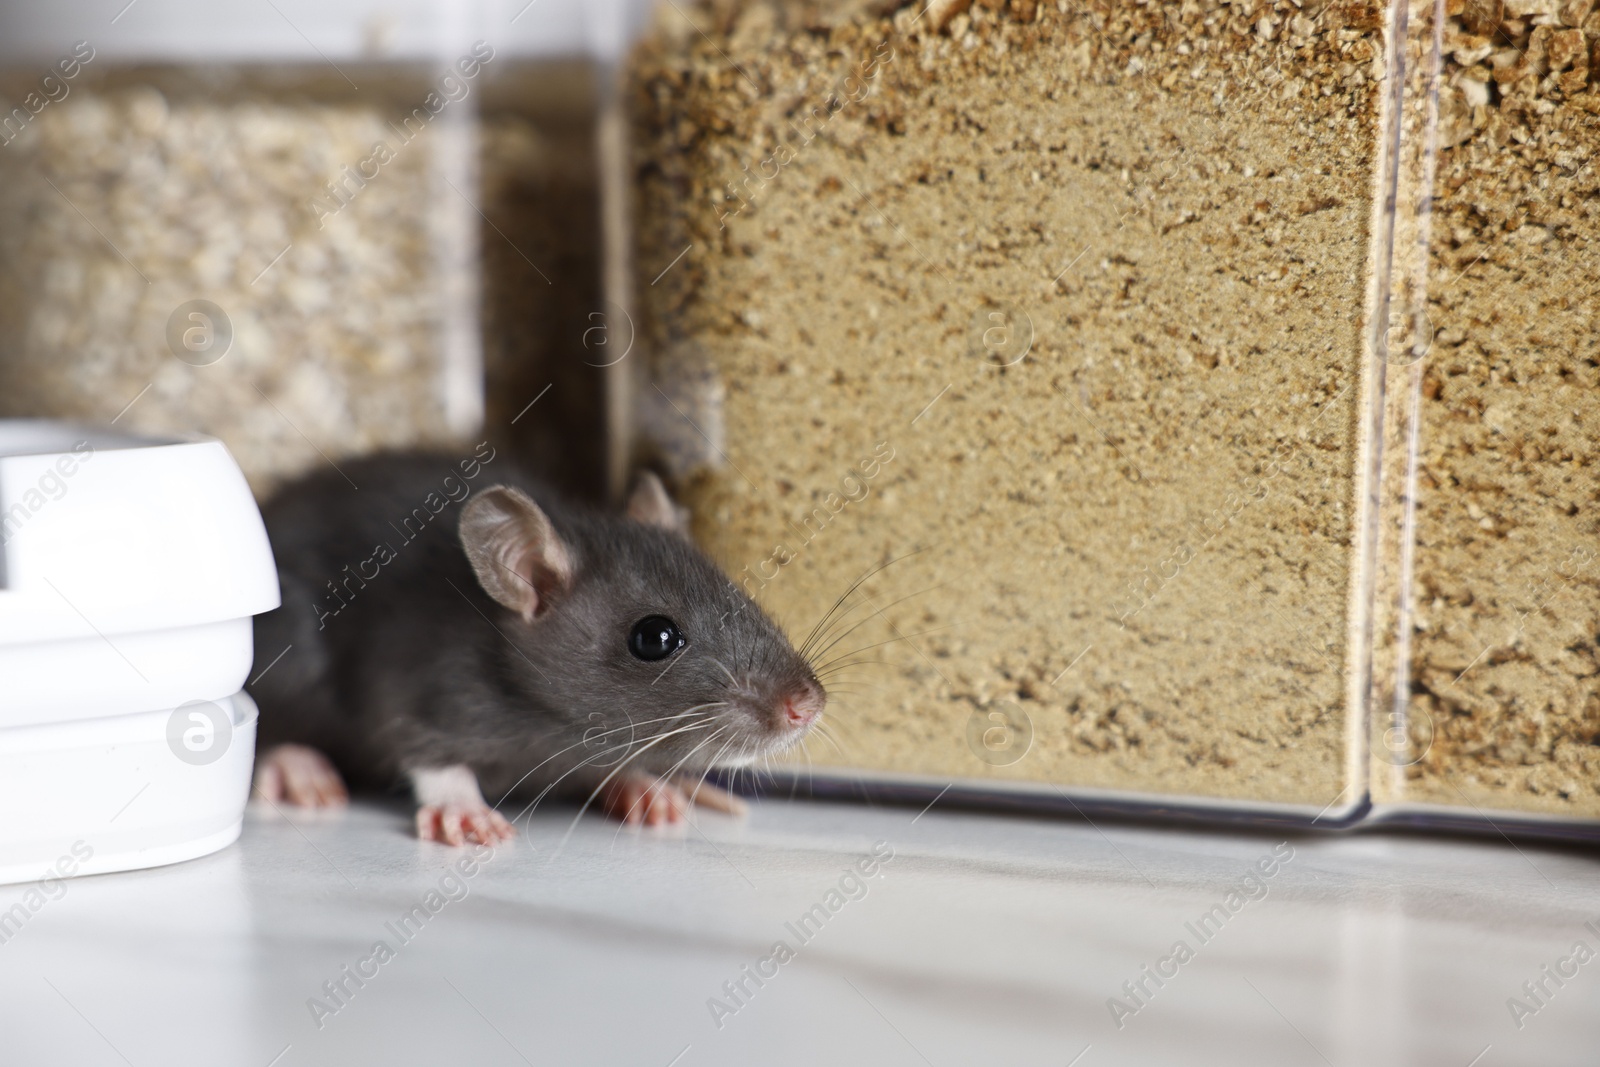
779 679 826 730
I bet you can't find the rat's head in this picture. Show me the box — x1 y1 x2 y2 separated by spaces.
458 474 825 775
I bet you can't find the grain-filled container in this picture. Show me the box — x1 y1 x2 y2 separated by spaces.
623 0 1600 835
0 421 278 883
1366 0 1600 831
0 0 654 497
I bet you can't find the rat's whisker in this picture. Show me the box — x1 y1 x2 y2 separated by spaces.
812 674 876 691
641 703 726 738
811 677 886 699
495 732 625 809
704 734 745 793
799 589 867 662
797 548 926 659
691 734 738 807
668 726 742 819
814 658 894 681
672 726 732 798
511 746 617 829
559 722 712 848
811 625 950 674
707 734 737 772
815 657 892 675
810 721 844 757
583 710 713 744
513 719 715 828
808 583 945 667
544 734 689 858
609 725 730 847
660 724 729 793
492 710 718 808
517 748 633 827
709 657 742 690
801 575 921 668
808 580 942 664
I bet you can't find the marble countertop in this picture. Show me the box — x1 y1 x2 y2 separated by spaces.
1 796 1595 1066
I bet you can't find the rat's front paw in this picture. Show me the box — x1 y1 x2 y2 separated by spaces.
416 803 515 846
255 744 349 808
602 774 691 827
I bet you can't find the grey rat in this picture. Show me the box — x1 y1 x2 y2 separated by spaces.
247 448 826 844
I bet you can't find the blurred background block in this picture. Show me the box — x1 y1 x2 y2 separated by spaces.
0 0 653 497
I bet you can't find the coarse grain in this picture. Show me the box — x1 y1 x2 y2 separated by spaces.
1383 0 1600 817
630 0 1388 806
0 66 476 495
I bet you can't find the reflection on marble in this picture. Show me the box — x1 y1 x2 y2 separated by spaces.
0 797 1594 1065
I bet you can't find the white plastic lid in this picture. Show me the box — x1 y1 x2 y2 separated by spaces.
0 421 280 644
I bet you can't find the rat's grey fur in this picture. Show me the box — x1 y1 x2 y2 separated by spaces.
249 451 822 806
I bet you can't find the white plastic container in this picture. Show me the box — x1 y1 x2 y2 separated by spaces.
0 421 279 883
0 692 259 885
0 422 278 726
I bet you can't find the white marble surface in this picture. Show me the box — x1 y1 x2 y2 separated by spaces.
0 796 1595 1066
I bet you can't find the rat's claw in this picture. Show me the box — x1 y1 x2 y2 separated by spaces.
416 803 516 846
254 744 348 809
602 774 691 827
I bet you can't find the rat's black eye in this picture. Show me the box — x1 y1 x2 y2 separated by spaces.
629 616 685 661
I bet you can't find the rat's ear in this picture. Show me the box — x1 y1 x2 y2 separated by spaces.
626 471 690 535
459 486 574 622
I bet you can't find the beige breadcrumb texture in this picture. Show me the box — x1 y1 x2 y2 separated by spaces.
0 68 475 496
1387 1 1600 816
630 1 1385 805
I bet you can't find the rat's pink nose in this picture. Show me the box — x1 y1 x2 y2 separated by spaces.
781 682 825 729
